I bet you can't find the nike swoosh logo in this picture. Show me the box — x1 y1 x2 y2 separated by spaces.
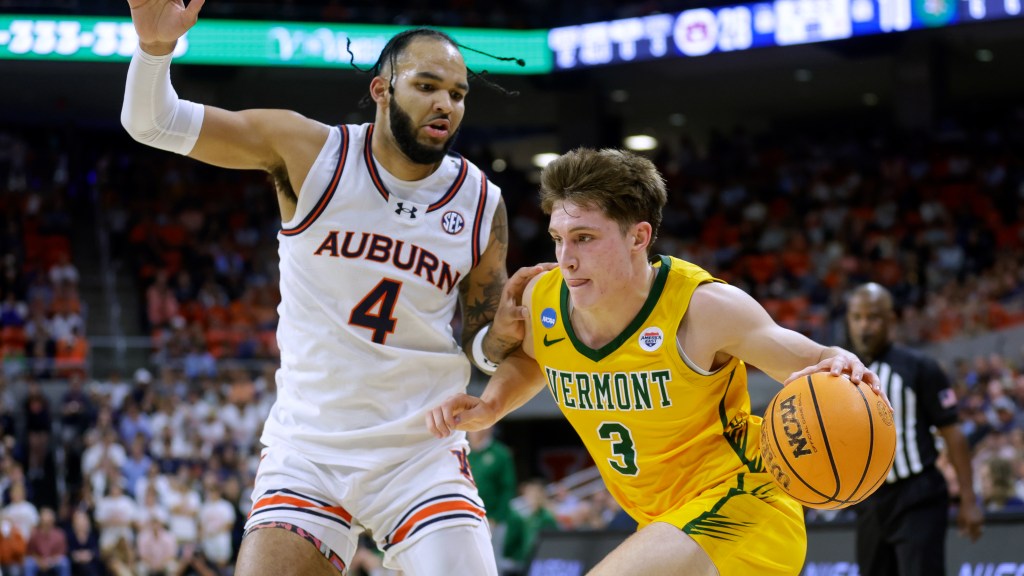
543 335 565 347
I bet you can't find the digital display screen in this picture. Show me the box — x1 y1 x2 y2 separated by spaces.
1 1 1020 74
0 15 551 75
548 0 1023 69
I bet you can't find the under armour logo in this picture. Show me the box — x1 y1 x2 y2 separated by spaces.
395 202 418 219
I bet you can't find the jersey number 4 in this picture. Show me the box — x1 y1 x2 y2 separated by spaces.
349 278 403 344
598 421 639 476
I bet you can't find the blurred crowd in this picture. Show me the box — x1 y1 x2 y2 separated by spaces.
1 102 1024 574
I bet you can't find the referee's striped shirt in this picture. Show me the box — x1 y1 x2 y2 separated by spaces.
868 344 960 483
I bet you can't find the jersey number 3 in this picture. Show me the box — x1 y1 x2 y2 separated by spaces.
350 278 403 344
597 421 639 476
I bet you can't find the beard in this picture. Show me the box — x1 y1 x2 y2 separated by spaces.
388 96 460 165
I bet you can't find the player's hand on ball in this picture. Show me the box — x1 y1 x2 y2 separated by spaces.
784 348 892 412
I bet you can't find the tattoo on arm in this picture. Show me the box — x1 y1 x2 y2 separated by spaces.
461 268 502 338
483 331 521 364
489 197 509 256
460 199 514 359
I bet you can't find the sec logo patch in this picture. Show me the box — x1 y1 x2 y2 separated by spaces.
638 326 664 352
441 211 465 234
541 308 558 329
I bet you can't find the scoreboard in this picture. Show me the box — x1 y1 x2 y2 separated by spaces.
548 0 1024 69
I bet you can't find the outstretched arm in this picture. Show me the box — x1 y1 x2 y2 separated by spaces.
426 348 548 437
431 273 549 436
684 283 882 391
122 0 328 194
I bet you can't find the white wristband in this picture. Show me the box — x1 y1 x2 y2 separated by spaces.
471 324 499 375
121 47 205 155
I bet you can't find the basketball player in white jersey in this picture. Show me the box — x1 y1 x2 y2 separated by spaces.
121 1 547 574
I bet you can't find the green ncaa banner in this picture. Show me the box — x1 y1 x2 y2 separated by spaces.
0 15 552 74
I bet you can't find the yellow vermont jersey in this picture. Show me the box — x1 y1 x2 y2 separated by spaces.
531 255 765 526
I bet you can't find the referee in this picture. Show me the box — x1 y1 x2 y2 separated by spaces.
846 283 983 576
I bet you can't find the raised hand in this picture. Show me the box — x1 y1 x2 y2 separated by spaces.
127 0 206 54
485 263 556 361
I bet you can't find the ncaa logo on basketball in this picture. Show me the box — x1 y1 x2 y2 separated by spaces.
638 327 664 352
780 395 813 458
540 308 558 329
441 211 465 235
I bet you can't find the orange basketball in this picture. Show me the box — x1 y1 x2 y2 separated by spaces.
759 372 896 509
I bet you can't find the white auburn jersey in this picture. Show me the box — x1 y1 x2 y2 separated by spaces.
261 123 501 467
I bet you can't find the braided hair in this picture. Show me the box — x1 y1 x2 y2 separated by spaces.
348 27 524 106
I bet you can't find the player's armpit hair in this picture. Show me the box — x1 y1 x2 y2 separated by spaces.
268 165 297 204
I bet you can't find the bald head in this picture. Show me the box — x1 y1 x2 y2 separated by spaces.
849 283 894 311
846 282 895 361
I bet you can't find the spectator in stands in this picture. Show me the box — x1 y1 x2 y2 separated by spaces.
182 342 217 380
962 391 994 448
164 468 200 561
23 507 69 576
88 371 131 412
198 479 236 573
59 372 94 495
990 397 1019 435
0 291 27 327
65 509 102 576
467 427 517 571
59 373 95 440
549 481 584 529
117 400 152 446
24 277 53 317
101 534 135 576
503 480 559 572
1 510 27 576
53 328 87 379
24 304 54 379
93 480 137 554
217 474 247 565
3 483 39 547
136 515 177 576
23 381 53 480
49 305 83 354
1014 454 1024 504
980 458 1024 512
0 374 16 445
47 253 78 288
220 381 261 455
566 491 615 531
145 269 179 332
122 435 152 498
196 407 227 460
135 483 169 531
81 429 125 496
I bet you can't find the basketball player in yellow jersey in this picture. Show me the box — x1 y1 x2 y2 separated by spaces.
428 148 889 575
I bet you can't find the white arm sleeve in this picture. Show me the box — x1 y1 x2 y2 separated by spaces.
120 47 205 155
